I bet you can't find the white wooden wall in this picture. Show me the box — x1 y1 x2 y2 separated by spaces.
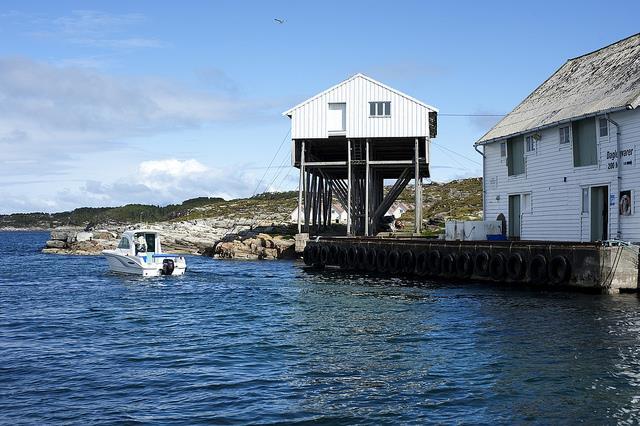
287 75 434 140
483 108 640 242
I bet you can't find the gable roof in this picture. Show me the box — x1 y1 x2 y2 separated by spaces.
283 73 438 117
478 33 640 144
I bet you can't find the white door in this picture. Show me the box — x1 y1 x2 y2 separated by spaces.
327 103 346 133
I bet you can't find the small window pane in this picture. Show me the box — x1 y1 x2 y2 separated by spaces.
369 102 375 116
377 102 383 115
384 101 391 116
599 118 608 137
582 188 589 213
559 126 570 144
500 142 506 157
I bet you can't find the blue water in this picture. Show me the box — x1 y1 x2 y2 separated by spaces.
2 232 640 424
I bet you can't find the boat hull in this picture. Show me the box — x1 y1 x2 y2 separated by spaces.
102 251 186 277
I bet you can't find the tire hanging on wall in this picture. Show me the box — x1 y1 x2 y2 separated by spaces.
474 251 490 276
320 245 330 265
442 253 456 277
387 249 401 274
303 244 314 266
428 250 442 275
401 250 416 274
456 252 473 278
338 246 349 269
549 255 571 284
365 248 377 272
507 253 526 281
328 245 339 266
347 245 359 269
489 253 506 280
415 251 429 276
357 246 369 270
376 248 388 273
529 254 548 284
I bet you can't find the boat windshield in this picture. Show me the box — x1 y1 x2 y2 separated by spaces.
117 237 130 249
144 233 156 253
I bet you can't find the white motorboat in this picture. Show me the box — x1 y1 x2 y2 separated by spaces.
102 229 186 277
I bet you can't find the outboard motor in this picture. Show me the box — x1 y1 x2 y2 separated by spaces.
161 259 175 276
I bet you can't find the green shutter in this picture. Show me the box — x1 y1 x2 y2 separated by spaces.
573 118 597 167
507 136 525 176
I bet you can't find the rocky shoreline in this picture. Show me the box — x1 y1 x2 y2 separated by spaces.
39 218 297 260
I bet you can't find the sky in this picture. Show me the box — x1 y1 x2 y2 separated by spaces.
1 0 639 214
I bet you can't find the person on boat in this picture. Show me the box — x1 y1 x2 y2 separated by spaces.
135 235 147 254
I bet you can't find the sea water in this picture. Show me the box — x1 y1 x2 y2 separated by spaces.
2 231 640 424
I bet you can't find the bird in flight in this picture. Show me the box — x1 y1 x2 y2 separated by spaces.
274 18 285 24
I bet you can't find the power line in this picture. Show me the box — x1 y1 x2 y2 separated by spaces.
431 141 482 166
250 129 290 196
440 113 505 117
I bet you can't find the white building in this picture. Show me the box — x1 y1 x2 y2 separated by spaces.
290 204 348 224
284 73 438 235
476 34 640 242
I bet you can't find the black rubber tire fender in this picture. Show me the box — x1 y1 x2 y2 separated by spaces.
401 250 416 274
365 248 377 271
328 245 339 265
387 249 401 274
376 248 388 273
507 252 526 280
529 254 548 284
415 251 429 276
549 255 571 284
319 245 330 265
357 246 369 270
442 253 456 277
428 250 442 275
474 251 490 276
456 252 473 277
338 246 349 269
346 245 359 268
489 253 506 280
303 244 314 266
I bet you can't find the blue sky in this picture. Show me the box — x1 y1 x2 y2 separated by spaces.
1 0 639 214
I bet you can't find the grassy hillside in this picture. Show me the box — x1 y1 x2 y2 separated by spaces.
0 179 482 230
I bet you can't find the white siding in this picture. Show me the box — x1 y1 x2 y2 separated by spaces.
287 74 434 140
483 108 640 242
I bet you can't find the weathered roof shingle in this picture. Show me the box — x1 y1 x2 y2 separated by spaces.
478 33 640 144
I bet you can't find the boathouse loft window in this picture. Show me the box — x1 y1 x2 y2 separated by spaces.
573 118 597 167
507 135 525 176
369 101 391 117
559 126 570 144
599 118 609 137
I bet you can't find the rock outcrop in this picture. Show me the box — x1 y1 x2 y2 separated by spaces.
209 229 296 260
41 220 297 260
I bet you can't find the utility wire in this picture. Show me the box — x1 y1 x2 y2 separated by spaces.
440 113 505 117
251 128 290 196
431 141 482 166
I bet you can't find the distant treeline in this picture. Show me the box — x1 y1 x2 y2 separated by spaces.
0 196 225 229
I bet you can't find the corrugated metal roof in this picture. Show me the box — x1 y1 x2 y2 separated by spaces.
283 73 438 117
478 33 640 144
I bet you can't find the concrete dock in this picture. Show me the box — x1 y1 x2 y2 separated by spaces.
302 237 640 294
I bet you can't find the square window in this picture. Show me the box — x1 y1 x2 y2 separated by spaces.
559 126 570 144
525 135 536 152
599 118 608 137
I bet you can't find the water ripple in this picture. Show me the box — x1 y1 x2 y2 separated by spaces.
3 231 640 424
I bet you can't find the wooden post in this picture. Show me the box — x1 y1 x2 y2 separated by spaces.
347 139 352 236
365 138 370 236
298 140 305 233
414 137 422 234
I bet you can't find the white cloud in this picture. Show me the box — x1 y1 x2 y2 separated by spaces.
0 57 268 177
31 159 266 213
